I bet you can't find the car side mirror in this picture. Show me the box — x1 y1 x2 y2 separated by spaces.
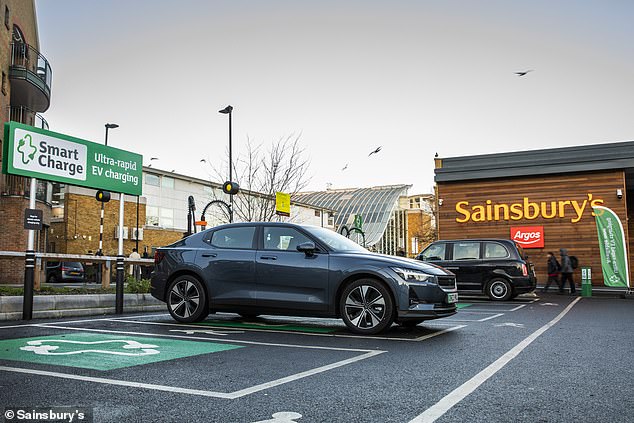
296 241 316 256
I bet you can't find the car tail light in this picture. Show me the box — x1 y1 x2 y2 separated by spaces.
521 263 528 277
154 251 165 265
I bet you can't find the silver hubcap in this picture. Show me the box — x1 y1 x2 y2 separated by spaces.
344 285 386 329
490 281 507 299
169 280 200 318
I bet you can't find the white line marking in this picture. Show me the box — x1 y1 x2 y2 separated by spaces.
477 313 505 322
509 304 527 312
412 325 466 341
408 296 581 423
0 351 382 400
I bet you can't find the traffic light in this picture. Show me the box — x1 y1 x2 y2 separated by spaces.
222 181 240 195
95 190 111 202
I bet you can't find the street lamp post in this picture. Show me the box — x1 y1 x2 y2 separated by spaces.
98 123 119 256
219 105 233 223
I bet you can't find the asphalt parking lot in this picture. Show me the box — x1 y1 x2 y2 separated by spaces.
1 293 633 423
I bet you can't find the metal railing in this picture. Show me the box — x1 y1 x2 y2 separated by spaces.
9 105 49 130
10 42 52 94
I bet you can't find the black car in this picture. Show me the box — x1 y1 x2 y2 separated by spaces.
151 222 458 334
415 239 536 301
46 261 85 283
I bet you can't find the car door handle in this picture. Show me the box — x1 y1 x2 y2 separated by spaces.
445 267 459 270
201 253 217 258
260 255 277 260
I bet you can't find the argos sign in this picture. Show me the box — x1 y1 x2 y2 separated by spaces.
511 226 544 249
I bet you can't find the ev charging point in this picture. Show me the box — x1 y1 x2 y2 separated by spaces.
581 266 592 297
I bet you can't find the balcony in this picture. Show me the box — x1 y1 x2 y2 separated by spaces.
9 42 52 112
9 105 49 130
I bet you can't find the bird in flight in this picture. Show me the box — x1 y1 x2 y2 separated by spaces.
368 146 382 156
341 163 348 171
515 70 533 77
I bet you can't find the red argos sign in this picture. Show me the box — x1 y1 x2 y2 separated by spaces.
511 226 544 249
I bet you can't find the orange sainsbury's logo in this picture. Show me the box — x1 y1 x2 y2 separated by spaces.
454 195 604 223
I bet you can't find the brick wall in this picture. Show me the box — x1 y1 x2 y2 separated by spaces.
0 196 52 284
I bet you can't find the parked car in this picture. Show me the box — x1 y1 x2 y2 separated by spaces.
415 239 536 301
46 261 85 283
151 222 458 334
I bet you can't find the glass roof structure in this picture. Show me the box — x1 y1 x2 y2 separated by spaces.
294 184 411 247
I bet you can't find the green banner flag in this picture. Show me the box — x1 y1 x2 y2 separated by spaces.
593 206 630 288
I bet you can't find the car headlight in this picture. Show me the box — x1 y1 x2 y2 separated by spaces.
391 267 434 283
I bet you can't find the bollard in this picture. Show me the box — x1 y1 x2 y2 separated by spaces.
581 266 592 297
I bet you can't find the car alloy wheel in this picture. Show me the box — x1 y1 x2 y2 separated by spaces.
167 275 209 323
340 279 394 335
486 278 512 301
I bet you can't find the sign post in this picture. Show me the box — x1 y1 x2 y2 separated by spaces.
22 178 37 320
116 193 125 314
2 122 142 319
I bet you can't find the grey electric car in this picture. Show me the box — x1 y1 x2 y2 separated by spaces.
151 222 458 335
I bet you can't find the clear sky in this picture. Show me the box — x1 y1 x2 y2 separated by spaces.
35 0 634 195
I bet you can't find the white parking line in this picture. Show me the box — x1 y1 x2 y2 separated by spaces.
408 297 581 423
0 350 383 399
443 313 504 323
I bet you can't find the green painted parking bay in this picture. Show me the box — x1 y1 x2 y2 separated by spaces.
0 332 242 371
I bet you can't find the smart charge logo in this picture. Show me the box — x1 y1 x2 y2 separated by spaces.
13 129 87 181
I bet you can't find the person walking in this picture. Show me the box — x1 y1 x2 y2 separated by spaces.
129 248 141 280
559 248 576 294
542 252 560 293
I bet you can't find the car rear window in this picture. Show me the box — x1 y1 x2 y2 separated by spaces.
453 242 480 260
209 227 256 249
484 242 509 258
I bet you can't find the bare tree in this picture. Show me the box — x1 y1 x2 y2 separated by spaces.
205 134 311 223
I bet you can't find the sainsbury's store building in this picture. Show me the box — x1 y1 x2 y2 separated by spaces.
434 141 634 287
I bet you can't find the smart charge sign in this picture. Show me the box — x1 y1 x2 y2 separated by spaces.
2 122 142 196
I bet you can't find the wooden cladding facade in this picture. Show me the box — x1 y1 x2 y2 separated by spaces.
437 170 629 286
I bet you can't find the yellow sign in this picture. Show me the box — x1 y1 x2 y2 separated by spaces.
455 194 604 223
275 192 291 217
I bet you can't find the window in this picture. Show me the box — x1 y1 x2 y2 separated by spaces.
146 206 159 226
210 227 255 249
1 72 6 95
145 173 160 186
453 242 480 260
162 176 174 189
485 242 509 259
5 6 9 30
263 227 311 251
421 243 446 261
314 210 321 217
160 208 174 228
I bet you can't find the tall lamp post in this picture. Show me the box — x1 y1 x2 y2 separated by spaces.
218 105 233 222
97 123 119 256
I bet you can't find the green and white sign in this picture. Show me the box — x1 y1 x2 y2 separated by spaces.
2 121 142 196
593 205 630 288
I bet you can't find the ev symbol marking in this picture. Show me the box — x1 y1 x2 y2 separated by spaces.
20 339 160 356
17 134 37 165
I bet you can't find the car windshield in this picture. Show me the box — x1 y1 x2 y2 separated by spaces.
304 226 368 253
64 262 83 269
